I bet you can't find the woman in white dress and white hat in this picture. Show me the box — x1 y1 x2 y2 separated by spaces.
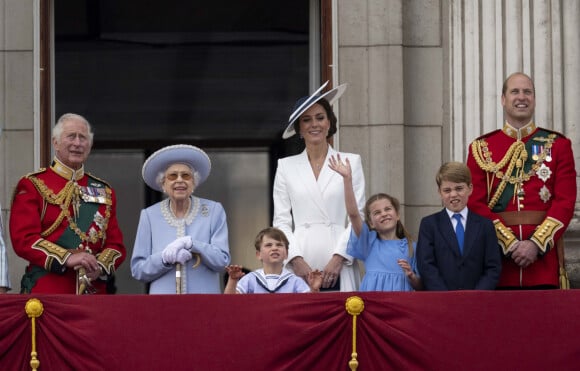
273 81 366 291
131 144 231 294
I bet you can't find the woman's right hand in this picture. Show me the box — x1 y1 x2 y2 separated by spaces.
289 257 312 281
328 154 351 179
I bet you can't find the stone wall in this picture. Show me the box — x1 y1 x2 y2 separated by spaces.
0 0 35 291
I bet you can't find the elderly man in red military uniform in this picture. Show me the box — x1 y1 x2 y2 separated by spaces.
467 72 576 289
10 113 126 294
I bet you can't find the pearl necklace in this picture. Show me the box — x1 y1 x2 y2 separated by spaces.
161 196 200 237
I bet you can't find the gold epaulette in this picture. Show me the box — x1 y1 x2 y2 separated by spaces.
23 168 48 178
11 168 48 203
530 217 564 254
86 173 112 188
538 127 566 138
472 129 501 141
493 220 517 255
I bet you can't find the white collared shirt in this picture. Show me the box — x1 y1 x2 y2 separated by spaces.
446 207 467 231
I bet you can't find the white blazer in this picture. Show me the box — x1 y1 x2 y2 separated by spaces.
273 146 366 291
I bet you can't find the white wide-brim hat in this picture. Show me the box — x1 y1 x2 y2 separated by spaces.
282 81 348 139
142 144 211 192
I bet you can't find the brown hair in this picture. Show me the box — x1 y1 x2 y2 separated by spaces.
254 227 289 251
364 193 414 257
435 162 472 187
292 98 338 139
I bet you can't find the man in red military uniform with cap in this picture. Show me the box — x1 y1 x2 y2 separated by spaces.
10 113 126 294
467 72 576 289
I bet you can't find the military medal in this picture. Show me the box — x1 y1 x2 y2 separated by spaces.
537 163 552 182
545 147 552 162
531 144 540 161
94 211 106 229
539 185 551 203
81 186 109 204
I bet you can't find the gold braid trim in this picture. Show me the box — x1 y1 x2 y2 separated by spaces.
66 201 111 245
97 248 123 275
471 140 524 209
471 139 519 172
32 239 72 268
530 216 563 254
27 176 76 237
470 135 555 210
26 176 112 244
493 220 517 255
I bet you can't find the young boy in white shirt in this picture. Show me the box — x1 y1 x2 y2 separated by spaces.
225 227 322 294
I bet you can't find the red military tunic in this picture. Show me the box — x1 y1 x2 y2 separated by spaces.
467 122 576 287
10 158 126 294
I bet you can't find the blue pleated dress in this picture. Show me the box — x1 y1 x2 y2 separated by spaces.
347 223 418 292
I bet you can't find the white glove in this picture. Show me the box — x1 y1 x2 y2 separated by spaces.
161 236 192 264
176 249 193 265
176 235 193 250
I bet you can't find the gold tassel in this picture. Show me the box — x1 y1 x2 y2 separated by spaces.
25 298 44 371
345 296 365 370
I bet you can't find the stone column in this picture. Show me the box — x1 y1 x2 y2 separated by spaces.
336 0 445 237
336 0 406 206
561 0 580 285
0 0 36 292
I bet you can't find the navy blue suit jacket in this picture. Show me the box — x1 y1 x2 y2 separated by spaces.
417 208 501 290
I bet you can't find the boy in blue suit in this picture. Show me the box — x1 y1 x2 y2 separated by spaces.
417 162 501 290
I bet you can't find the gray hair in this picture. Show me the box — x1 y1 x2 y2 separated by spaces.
53 113 94 145
155 164 201 192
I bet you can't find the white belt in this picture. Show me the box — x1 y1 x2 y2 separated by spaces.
297 221 336 229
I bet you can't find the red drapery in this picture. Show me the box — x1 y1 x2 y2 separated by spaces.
1 291 579 370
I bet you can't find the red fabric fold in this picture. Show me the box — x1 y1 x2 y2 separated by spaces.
1 291 579 370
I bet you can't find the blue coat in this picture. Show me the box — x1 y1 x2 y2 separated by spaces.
131 196 230 294
416 209 501 290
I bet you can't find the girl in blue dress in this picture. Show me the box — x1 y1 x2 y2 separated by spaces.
329 154 422 291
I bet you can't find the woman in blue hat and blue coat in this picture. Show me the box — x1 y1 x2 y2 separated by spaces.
131 144 231 294
273 82 366 291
